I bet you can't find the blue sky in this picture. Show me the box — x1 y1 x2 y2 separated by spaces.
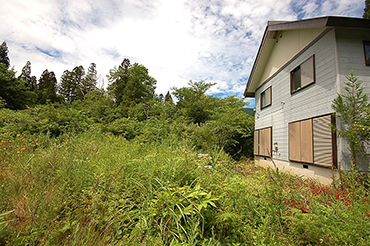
0 0 365 108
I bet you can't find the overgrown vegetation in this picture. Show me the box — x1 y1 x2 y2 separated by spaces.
1 131 370 245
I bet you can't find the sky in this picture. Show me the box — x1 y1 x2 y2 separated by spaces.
0 0 365 108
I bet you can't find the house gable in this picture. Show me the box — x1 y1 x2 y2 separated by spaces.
260 27 327 86
245 16 370 97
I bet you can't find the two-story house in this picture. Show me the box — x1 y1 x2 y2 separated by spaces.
244 16 370 184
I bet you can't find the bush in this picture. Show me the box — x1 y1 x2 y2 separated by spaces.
0 104 92 137
105 117 143 139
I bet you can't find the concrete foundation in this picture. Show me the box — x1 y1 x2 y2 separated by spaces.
255 156 337 185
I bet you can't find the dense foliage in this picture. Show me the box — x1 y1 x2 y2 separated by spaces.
0 42 255 157
1 131 370 245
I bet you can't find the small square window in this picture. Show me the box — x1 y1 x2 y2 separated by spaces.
291 55 315 94
363 41 370 66
261 86 271 109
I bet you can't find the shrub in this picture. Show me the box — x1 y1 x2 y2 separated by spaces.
105 117 143 139
0 104 92 137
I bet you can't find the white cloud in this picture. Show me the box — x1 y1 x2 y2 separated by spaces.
0 0 365 98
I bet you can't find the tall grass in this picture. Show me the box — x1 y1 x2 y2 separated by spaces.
1 131 370 245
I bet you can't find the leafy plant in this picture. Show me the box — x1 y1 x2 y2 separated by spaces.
148 180 218 244
0 210 13 239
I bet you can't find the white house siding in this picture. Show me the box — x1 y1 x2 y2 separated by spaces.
255 29 338 161
335 28 370 171
254 29 339 183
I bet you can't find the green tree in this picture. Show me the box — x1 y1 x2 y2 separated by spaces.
332 72 370 170
59 69 74 102
364 0 370 19
0 64 27 109
71 65 86 100
209 96 254 157
123 63 156 106
82 63 97 94
164 91 174 105
71 89 116 124
59 65 95 103
18 61 38 105
158 93 164 101
107 58 130 105
172 80 216 124
107 59 157 111
37 69 58 104
0 41 10 69
18 61 37 91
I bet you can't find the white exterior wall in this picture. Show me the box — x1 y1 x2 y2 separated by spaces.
255 29 338 161
254 29 339 183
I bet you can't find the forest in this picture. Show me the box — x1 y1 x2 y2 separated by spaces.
1 40 370 245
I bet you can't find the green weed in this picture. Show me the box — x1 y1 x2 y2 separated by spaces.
1 131 370 245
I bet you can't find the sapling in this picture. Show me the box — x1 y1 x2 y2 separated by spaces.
331 71 370 171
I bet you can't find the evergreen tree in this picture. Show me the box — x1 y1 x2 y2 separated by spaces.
17 61 38 106
71 65 85 100
364 0 370 19
0 64 26 109
107 58 130 105
18 61 31 82
59 69 74 102
59 65 95 103
0 41 10 69
158 93 164 102
37 69 58 104
18 61 37 91
107 59 156 109
81 63 97 95
30 76 37 90
122 63 156 107
164 91 174 105
332 72 370 170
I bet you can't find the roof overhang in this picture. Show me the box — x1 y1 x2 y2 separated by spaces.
244 16 370 97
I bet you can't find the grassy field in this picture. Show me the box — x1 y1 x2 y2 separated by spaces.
1 131 370 245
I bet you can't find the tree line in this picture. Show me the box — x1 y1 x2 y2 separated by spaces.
0 41 98 109
0 41 254 158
